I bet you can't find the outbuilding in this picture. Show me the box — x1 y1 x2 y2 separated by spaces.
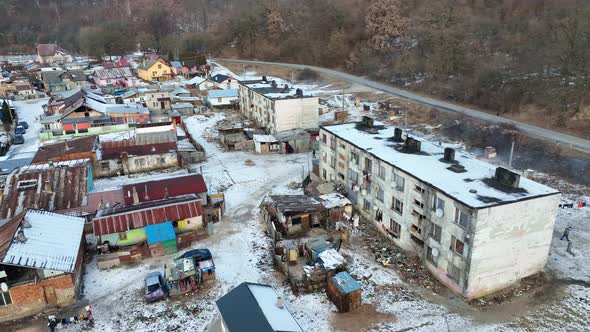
326 271 362 312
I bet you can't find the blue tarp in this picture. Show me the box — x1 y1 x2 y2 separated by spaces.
332 272 361 294
144 222 176 245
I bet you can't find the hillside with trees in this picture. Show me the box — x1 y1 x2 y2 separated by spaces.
1 0 590 135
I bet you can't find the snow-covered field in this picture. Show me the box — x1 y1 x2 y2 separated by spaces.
59 109 590 332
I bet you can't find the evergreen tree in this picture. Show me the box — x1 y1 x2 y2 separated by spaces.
1 100 12 130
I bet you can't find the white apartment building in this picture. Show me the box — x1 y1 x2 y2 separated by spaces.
319 117 560 299
238 77 319 134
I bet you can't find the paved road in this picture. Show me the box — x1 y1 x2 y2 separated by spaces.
215 58 590 154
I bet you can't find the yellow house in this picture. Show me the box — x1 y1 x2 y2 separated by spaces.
137 59 172 82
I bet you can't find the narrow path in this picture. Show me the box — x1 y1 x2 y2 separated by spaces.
215 58 590 154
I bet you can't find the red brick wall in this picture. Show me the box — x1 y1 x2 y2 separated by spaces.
0 274 76 321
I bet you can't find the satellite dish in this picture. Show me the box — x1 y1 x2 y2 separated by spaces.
435 208 444 218
1 282 7 292
431 248 439 257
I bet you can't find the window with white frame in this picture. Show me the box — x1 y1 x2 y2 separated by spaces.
389 219 401 238
454 208 470 228
430 223 442 243
393 173 405 191
392 197 403 215
433 195 445 214
377 164 386 179
329 156 336 168
376 187 384 202
350 152 359 165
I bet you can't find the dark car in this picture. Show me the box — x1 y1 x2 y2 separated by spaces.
12 135 24 145
15 126 25 135
144 272 168 302
17 121 28 129
178 249 212 262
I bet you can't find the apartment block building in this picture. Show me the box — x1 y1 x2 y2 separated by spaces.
238 77 319 134
318 117 560 299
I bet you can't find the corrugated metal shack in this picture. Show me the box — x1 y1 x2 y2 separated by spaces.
326 271 362 312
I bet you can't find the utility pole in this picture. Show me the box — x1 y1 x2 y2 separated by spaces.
508 141 515 169
404 109 408 132
291 70 294 83
342 89 345 112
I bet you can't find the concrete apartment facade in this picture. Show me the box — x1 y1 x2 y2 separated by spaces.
318 118 560 299
238 78 319 134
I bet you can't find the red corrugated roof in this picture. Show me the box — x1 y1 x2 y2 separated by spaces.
92 195 203 236
122 174 207 205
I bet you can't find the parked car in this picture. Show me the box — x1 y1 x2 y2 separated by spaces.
144 272 168 302
15 125 25 135
17 121 28 129
178 249 212 263
12 135 24 145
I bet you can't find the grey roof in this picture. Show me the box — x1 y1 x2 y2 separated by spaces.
216 282 303 332
138 60 158 70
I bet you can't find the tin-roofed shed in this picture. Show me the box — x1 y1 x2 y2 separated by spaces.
327 271 362 312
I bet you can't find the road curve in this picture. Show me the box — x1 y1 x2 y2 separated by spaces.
215 58 590 154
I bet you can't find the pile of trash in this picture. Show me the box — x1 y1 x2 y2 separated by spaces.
358 221 444 294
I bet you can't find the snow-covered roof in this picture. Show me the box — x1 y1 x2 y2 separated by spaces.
240 79 313 100
85 97 149 115
322 122 559 209
319 193 352 209
253 135 278 143
186 76 206 85
208 89 238 98
2 210 84 273
171 103 193 109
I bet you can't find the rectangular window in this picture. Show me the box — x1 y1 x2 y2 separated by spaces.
159 157 166 164
454 208 470 228
322 169 327 180
339 143 346 149
376 187 384 202
415 184 425 193
447 263 461 284
329 137 336 149
389 219 401 238
363 199 371 211
348 169 359 183
101 161 110 171
322 134 327 144
364 158 372 172
451 236 465 256
338 173 345 180
426 246 438 267
17 179 37 191
377 164 386 179
393 173 405 191
430 223 442 243
119 232 127 241
433 196 445 213
134 159 146 167
330 156 336 168
413 199 424 209
392 197 403 215
350 152 359 165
